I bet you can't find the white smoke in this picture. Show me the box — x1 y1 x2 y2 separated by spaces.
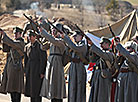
80 0 107 28
30 2 46 16
81 0 94 12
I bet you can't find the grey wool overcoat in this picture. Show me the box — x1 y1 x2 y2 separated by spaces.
115 43 138 102
40 28 66 99
89 44 115 102
63 35 87 102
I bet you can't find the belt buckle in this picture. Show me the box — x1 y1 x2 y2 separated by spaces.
112 78 117 82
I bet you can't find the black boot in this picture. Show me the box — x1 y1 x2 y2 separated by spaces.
10 92 21 102
10 92 16 102
15 92 21 102
31 96 42 102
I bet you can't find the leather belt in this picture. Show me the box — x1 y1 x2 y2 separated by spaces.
50 53 62 56
120 68 132 73
71 58 81 63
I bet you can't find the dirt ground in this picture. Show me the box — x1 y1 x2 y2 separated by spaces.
0 83 91 102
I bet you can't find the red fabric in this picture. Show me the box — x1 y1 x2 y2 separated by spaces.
111 82 117 102
87 62 96 71
110 37 120 49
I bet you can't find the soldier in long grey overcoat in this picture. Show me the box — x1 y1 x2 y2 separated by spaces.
0 27 25 102
39 23 66 102
88 36 118 102
24 30 47 102
61 30 88 102
114 41 138 102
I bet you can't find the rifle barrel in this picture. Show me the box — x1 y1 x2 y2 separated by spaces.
108 24 116 37
23 13 40 28
75 24 91 40
45 18 63 34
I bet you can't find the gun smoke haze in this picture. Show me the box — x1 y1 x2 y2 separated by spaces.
30 2 46 17
81 0 107 28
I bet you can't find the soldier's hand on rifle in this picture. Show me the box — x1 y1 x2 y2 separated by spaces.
60 33 65 39
39 26 43 33
114 37 120 45
86 37 93 45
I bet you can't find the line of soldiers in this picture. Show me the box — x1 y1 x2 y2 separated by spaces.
0 17 138 102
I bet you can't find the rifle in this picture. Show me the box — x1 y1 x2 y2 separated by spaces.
45 18 64 34
108 24 116 37
74 24 90 64
108 24 120 42
75 24 90 41
23 13 40 28
75 24 85 35
108 24 119 55
23 13 40 37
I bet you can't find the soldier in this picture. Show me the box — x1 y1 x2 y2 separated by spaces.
39 23 66 102
24 30 47 102
114 41 138 102
88 36 118 102
0 27 25 102
61 30 88 102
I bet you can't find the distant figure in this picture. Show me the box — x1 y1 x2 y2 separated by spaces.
0 27 25 102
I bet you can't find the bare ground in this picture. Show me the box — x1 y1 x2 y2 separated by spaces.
0 84 91 102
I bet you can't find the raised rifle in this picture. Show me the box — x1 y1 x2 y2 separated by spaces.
23 13 40 37
23 13 40 28
75 24 91 41
108 24 120 43
45 18 64 34
108 24 116 37
75 24 85 35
